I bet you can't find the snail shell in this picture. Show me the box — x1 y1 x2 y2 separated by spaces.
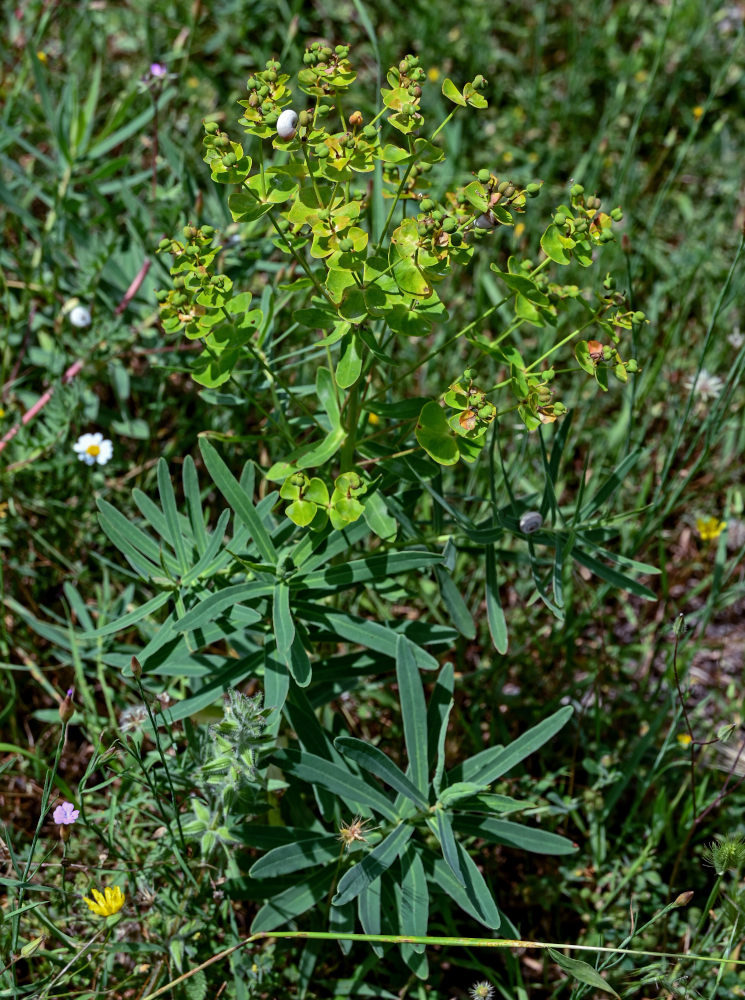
519 511 543 534
276 109 299 140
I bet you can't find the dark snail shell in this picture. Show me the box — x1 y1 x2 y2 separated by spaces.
519 511 543 534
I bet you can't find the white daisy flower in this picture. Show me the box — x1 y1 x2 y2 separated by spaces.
73 432 113 466
69 305 92 328
682 368 725 402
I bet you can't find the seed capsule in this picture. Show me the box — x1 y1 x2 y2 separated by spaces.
276 109 299 140
519 511 543 534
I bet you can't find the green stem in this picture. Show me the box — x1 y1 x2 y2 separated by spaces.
139 930 745 1000
135 678 189 855
339 382 361 471
12 719 68 955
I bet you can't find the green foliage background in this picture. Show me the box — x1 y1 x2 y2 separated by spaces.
2 1 745 998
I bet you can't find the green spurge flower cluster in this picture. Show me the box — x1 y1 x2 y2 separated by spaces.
157 45 640 529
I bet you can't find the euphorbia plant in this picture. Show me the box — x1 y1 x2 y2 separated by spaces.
157 45 640 531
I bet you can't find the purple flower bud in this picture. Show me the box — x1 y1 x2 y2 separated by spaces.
150 63 167 78
59 688 75 723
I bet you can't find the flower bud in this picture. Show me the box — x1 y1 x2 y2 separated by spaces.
477 168 491 184
673 890 694 907
349 110 363 127
203 120 219 134
130 656 142 680
59 688 75 723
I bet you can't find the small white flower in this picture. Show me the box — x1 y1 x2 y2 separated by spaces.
69 305 92 328
119 704 149 732
727 325 744 350
683 368 725 402
73 432 113 466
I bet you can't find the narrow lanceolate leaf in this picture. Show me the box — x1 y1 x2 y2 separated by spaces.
199 438 277 564
485 544 508 653
358 881 384 957
330 896 356 955
294 603 438 670
434 567 476 639
288 633 312 687
465 705 574 788
249 834 340 877
251 866 336 933
181 508 231 586
81 591 172 640
273 582 295 659
570 545 657 600
395 635 429 797
97 499 171 577
431 809 465 886
431 846 501 930
333 822 414 906
301 550 442 591
428 662 454 796
397 845 428 953
334 737 429 810
453 815 578 856
263 648 289 714
176 582 271 633
157 457 189 573
548 949 620 998
182 454 208 554
272 748 398 822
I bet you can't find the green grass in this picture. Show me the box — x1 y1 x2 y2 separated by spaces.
2 1 745 998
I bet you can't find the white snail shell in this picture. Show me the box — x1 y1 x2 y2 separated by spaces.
519 511 543 534
69 305 92 328
276 109 299 140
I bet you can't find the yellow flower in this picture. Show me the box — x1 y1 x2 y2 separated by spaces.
677 733 692 747
693 105 704 119
83 885 125 916
696 516 726 541
427 67 440 83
